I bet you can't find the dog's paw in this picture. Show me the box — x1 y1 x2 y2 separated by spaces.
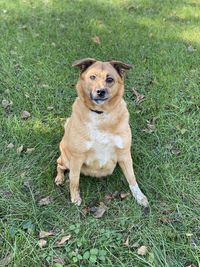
55 175 65 186
136 195 149 207
71 195 82 206
129 184 149 207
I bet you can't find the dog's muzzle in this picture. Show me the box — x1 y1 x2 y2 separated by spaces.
90 88 109 104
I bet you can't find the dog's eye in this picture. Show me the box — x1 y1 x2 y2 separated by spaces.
106 77 114 83
90 75 96 80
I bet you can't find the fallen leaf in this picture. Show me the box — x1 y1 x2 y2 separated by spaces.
142 118 157 133
104 193 114 202
93 202 107 218
159 217 174 223
88 198 100 209
137 245 148 256
53 256 65 265
132 88 145 104
38 196 52 206
17 145 24 154
123 237 129 247
171 149 181 155
4 89 10 94
60 23 65 29
39 230 54 239
2 99 13 109
7 143 14 149
81 207 90 218
56 235 71 246
104 191 119 202
0 253 13 266
21 110 31 119
2 99 10 108
186 233 193 237
132 241 140 248
47 106 54 111
176 125 187 135
120 192 130 200
187 45 196 53
185 265 197 267
26 148 35 153
38 239 47 248
91 36 101 44
41 84 49 88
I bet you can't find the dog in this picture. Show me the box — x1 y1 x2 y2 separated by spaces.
55 58 149 207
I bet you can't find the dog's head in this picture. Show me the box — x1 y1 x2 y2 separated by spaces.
72 58 132 109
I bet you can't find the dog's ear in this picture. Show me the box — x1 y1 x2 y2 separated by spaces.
109 60 133 77
72 58 96 73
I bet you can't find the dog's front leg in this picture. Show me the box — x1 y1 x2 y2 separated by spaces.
118 152 149 207
69 157 83 206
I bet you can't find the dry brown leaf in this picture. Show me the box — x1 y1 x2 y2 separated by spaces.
137 245 148 256
132 241 140 248
104 191 119 202
0 253 13 266
142 118 157 133
187 45 196 53
171 149 181 155
81 207 90 218
159 217 174 223
26 148 35 153
132 88 145 104
38 196 52 206
176 125 187 135
186 233 193 237
123 237 129 247
17 145 24 154
53 256 65 265
38 239 47 248
93 202 107 218
2 99 13 109
91 36 101 44
39 230 54 239
4 89 10 94
120 192 130 199
104 193 114 202
7 143 14 149
21 110 31 119
56 235 71 246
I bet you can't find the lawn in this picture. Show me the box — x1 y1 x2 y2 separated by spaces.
0 0 200 266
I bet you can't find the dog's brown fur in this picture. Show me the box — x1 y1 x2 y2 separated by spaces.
55 58 148 207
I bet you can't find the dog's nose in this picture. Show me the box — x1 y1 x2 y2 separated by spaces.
96 88 107 98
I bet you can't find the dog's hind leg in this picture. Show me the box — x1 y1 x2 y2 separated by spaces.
55 118 71 185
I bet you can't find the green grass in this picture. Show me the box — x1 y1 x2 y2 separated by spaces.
0 0 200 266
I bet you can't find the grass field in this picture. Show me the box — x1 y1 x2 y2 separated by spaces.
0 0 200 266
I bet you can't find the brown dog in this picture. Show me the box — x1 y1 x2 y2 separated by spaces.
55 58 148 207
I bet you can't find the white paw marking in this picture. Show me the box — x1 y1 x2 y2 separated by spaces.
129 184 149 207
71 196 82 206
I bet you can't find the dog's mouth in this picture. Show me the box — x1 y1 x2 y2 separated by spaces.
90 91 109 105
92 98 109 104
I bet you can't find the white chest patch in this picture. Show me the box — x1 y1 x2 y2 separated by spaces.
86 113 123 167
